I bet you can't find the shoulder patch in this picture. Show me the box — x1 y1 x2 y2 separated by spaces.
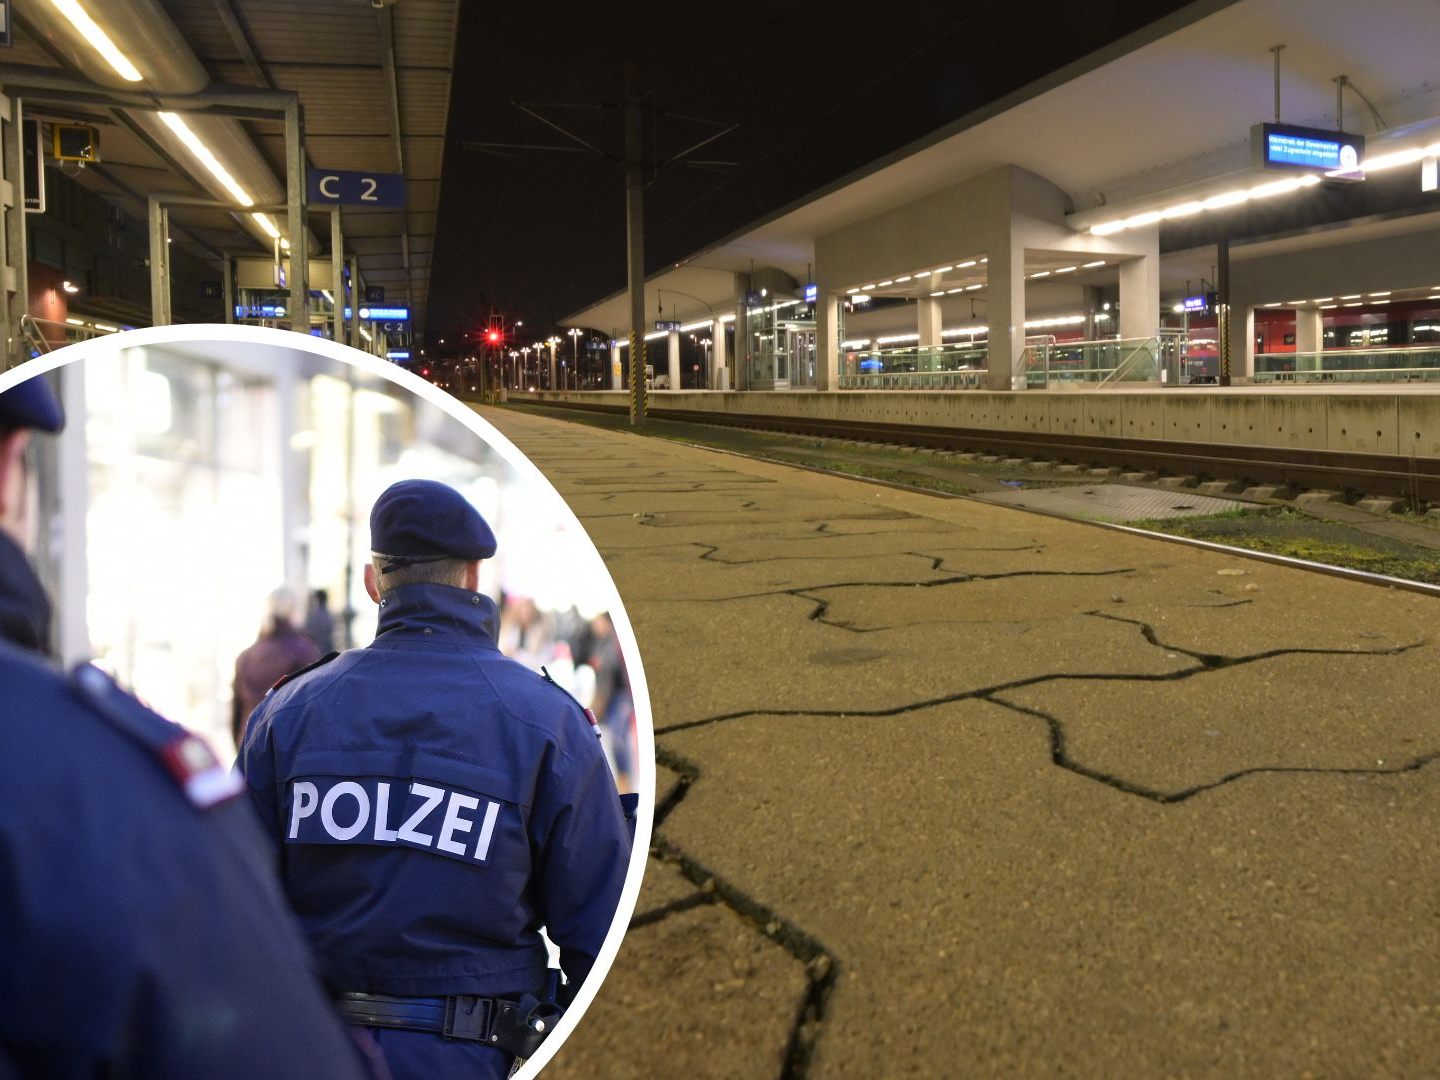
271 650 340 693
69 662 243 810
540 665 600 734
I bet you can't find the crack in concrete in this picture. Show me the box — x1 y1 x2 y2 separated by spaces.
648 747 838 1080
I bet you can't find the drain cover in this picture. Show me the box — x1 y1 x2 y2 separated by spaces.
975 483 1250 522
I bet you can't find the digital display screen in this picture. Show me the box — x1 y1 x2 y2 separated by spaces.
1253 123 1364 174
1182 296 1208 313
803 284 818 303
358 306 411 320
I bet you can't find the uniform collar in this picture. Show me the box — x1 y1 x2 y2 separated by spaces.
374 583 500 644
0 530 52 657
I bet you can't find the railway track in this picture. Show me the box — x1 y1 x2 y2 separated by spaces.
517 397 1440 506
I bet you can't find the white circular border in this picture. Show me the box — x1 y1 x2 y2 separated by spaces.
0 325 656 1077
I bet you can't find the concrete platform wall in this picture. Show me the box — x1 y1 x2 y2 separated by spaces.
518 390 1440 459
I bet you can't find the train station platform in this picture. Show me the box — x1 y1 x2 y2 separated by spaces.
478 403 1440 1078
516 387 1440 459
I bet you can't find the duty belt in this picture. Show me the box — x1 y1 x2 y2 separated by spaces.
336 991 561 1058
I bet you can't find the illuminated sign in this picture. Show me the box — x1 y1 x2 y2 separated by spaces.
387 350 411 360
234 304 286 319
1182 294 1216 314
357 305 410 321
803 283 818 303
1252 123 1364 175
655 320 681 331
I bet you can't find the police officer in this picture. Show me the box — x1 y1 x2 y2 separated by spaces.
239 478 633 1079
0 373 372 1078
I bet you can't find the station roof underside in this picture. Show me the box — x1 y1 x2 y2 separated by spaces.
9 0 457 336
567 0 1440 333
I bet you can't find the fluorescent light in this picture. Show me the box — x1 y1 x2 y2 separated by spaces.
878 280 894 287
1311 297 1333 303
251 212 281 239
894 276 911 283
320 289 334 304
1339 294 1362 300
1342 302 1364 308
1285 299 1308 305
1262 302 1283 308
946 288 963 295
1161 200 1205 219
841 339 870 348
62 280 80 294
851 294 871 303
876 333 920 344
934 266 953 274
52 0 143 81
846 287 859 294
1054 266 1077 274
359 326 372 341
65 317 86 326
860 284 875 290
1319 305 1337 310
929 290 946 297
1082 260 1105 268
679 319 714 332
1369 291 1391 297
965 284 982 291
913 270 931 277
1030 270 1051 278
957 260 977 269
157 112 254 206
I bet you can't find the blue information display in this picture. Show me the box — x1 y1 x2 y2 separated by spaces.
1252 123 1364 175
358 305 411 321
803 283 818 303
308 169 407 208
1182 295 1208 313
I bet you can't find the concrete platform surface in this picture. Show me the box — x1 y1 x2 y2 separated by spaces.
476 405 1440 1079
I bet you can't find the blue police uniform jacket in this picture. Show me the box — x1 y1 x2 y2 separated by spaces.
239 582 631 1000
0 532 367 1079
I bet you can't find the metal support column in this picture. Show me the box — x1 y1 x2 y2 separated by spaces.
330 209 344 343
285 98 308 334
222 251 234 323
624 93 647 425
3 92 29 370
347 256 360 349
1217 229 1231 387
147 195 171 326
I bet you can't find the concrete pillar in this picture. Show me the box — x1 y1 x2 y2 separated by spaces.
1224 303 1257 382
816 291 840 391
547 344 556 389
666 330 680 389
917 296 943 347
1295 306 1323 372
733 272 751 391
985 236 1026 391
610 341 622 390
711 318 726 389
1117 232 1160 341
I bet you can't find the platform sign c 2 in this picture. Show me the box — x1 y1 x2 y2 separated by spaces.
308 169 406 208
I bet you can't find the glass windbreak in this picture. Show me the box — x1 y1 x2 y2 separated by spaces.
1254 345 1440 382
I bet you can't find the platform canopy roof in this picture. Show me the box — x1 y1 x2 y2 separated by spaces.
9 0 458 336
566 0 1440 333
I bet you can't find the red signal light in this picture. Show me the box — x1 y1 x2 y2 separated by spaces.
421 367 431 377
485 329 501 344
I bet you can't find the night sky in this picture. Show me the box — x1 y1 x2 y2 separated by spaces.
426 0 1202 342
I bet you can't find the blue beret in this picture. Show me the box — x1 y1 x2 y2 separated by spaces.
0 373 64 433
370 480 496 569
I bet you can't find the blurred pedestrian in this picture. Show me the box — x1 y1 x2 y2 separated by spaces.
232 585 324 748
0 373 372 1079
304 587 337 652
240 479 633 1079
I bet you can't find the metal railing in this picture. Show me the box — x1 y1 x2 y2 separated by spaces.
19 314 113 356
839 342 987 390
1253 346 1440 383
1022 337 1161 388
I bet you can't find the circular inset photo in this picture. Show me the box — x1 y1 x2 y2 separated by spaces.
0 325 652 1080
